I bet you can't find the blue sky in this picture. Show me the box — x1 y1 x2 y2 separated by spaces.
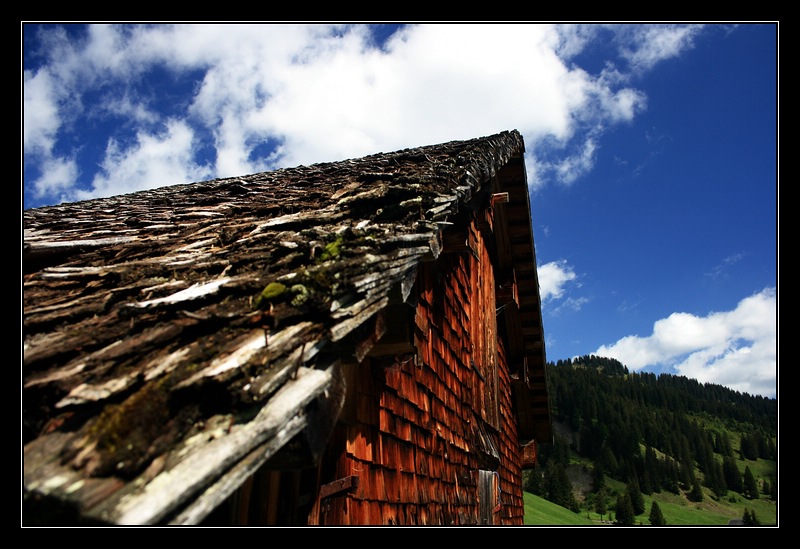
22 23 778 399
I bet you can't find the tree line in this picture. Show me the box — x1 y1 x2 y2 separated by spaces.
524 355 777 525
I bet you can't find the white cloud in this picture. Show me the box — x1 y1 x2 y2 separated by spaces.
538 259 578 301
102 94 161 125
554 137 598 185
550 24 601 59
23 23 706 206
79 119 212 201
536 257 589 315
595 288 777 398
30 156 79 201
23 69 59 155
616 24 705 73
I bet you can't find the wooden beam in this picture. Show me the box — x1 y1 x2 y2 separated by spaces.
319 475 360 499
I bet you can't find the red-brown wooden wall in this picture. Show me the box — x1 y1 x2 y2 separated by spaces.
309 211 525 525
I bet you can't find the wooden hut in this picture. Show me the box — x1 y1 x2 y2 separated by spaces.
23 129 552 525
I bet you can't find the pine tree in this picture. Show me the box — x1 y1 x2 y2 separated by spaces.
648 501 666 526
742 507 761 526
644 445 660 494
552 434 571 465
678 443 695 489
766 437 777 460
599 445 619 480
718 431 734 457
708 460 727 499
595 487 608 522
722 455 744 493
627 479 645 515
688 477 704 502
614 492 635 526
544 461 579 512
768 474 777 500
743 466 759 500
523 467 544 496
696 431 716 477
661 459 680 494
592 460 606 492
640 470 653 496
740 433 760 460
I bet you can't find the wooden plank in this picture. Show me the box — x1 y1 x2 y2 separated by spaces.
319 475 360 499
88 364 336 525
168 414 307 525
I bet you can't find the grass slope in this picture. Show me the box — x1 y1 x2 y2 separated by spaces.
523 492 598 526
524 469 778 527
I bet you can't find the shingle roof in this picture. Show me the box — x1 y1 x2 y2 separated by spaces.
23 129 550 525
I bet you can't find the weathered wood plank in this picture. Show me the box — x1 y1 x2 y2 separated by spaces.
91 364 336 525
167 413 307 525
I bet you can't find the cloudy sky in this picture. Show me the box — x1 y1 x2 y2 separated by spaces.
22 23 778 399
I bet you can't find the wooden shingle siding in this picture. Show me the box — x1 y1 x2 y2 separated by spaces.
310 211 525 525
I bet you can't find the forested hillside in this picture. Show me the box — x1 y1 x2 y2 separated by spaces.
523 355 777 526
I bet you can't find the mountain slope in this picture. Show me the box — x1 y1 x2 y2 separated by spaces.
523 356 778 526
